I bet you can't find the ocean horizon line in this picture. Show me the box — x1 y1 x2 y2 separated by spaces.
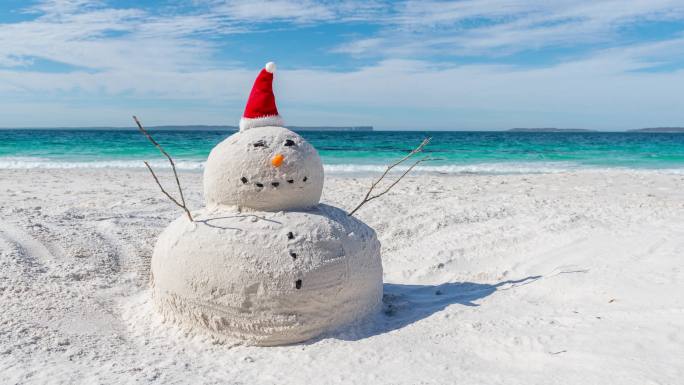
1 126 683 133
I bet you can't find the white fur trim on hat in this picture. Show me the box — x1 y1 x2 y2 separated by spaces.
239 114 284 131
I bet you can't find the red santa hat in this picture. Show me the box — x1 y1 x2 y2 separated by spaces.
239 61 284 131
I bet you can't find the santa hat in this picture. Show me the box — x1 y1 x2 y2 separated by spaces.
239 61 284 131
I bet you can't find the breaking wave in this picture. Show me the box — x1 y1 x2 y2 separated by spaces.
0 157 205 170
2 157 682 175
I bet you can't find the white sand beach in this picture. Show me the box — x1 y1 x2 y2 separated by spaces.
1 169 683 384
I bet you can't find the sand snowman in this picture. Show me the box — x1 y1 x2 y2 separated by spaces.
150 62 383 346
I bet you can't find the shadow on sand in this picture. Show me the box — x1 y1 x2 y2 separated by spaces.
329 275 541 341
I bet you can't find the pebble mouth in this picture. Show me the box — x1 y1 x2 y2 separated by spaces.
244 177 310 189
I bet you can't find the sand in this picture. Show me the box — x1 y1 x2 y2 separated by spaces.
1 168 683 384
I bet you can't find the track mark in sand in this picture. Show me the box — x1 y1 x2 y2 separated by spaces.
95 221 151 285
548 266 590 276
0 220 55 264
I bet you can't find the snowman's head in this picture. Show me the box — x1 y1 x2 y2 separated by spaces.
204 125 324 211
204 62 323 211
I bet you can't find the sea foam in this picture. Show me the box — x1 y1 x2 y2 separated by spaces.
3 156 682 175
0 157 205 170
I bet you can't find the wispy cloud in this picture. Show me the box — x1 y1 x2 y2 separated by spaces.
205 0 386 24
3 38 684 129
335 0 684 57
25 0 105 15
0 0 683 129
0 0 256 74
0 0 382 74
211 0 336 23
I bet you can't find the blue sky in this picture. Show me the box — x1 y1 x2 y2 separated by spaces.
1 0 684 130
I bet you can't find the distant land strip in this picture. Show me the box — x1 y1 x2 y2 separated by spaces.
628 127 684 133
0 125 374 132
509 127 684 133
507 128 596 132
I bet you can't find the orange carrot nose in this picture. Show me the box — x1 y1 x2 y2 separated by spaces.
271 153 284 167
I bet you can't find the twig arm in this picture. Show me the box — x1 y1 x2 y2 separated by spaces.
370 156 431 200
134 116 187 208
348 137 433 217
143 162 193 221
134 116 193 222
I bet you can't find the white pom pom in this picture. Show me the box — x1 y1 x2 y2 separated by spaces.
265 62 276 73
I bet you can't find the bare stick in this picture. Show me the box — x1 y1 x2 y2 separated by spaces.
143 161 193 221
134 116 193 221
134 116 187 209
348 137 432 217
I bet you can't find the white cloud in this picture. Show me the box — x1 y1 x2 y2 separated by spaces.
2 37 684 129
336 0 684 57
204 0 387 23
211 0 335 23
0 1 683 129
0 5 250 79
0 0 379 75
25 0 105 16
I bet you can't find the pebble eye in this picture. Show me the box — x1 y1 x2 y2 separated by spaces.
284 139 296 147
253 140 268 148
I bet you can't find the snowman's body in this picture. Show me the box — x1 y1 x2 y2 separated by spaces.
151 125 383 345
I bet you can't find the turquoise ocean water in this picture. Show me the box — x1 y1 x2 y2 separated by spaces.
1 129 683 174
